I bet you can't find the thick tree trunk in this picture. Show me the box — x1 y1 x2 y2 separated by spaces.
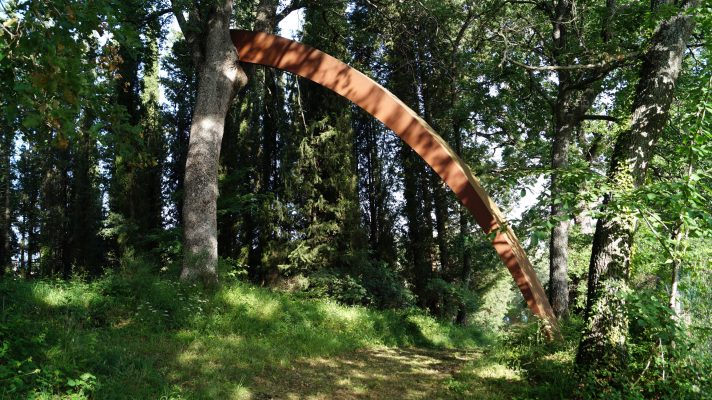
178 0 248 285
576 5 695 372
548 87 603 318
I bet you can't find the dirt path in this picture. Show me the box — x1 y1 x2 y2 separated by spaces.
251 347 479 399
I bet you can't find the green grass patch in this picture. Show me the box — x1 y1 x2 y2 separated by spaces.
0 267 484 399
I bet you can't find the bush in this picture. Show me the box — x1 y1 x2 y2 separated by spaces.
306 270 371 305
576 288 712 399
358 262 415 309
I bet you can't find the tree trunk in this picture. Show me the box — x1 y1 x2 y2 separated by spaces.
546 0 616 318
177 0 248 285
576 4 695 373
549 104 573 318
455 204 473 325
0 129 12 273
252 0 280 284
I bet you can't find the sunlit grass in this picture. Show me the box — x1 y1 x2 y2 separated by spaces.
0 268 484 399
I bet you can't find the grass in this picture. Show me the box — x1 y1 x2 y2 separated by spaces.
0 264 587 399
0 266 489 399
438 320 581 399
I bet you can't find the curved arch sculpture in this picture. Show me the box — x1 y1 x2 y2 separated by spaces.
231 30 559 336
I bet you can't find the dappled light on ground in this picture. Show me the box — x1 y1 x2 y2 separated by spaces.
251 347 477 400
0 272 490 399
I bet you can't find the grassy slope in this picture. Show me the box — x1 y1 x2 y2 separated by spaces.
1 267 495 399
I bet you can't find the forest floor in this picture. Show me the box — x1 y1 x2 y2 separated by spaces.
0 265 574 399
250 346 530 400
253 346 472 399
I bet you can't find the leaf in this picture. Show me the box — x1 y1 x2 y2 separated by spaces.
3 18 17 28
80 372 95 381
22 114 42 129
530 234 539 247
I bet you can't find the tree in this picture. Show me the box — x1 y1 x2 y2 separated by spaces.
15 144 42 276
285 1 367 275
108 1 166 259
576 0 697 376
171 0 249 285
501 0 637 318
0 122 14 273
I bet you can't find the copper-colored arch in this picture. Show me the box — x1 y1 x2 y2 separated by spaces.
231 30 559 336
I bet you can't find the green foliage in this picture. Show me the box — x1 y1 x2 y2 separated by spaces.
293 262 416 310
305 269 372 305
575 287 711 399
0 283 98 399
440 319 582 399
0 0 710 396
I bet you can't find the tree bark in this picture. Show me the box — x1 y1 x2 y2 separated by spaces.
549 104 573 318
547 0 617 318
576 4 695 373
175 0 248 285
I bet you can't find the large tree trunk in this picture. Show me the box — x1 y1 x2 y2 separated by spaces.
576 4 695 373
176 0 248 284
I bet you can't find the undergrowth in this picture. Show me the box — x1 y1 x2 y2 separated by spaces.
0 263 483 399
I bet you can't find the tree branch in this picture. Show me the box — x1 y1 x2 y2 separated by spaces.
509 52 640 71
139 7 174 25
170 0 203 64
582 114 619 123
275 0 308 23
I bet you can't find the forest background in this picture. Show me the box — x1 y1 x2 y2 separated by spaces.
0 0 710 398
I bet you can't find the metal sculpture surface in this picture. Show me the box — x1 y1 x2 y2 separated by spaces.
231 30 559 335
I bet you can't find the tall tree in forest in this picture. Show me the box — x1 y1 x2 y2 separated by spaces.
576 0 696 376
348 1 398 267
69 107 104 273
16 145 42 276
386 10 436 310
39 134 72 277
248 0 283 282
109 2 165 258
163 37 197 227
66 37 105 274
0 125 13 273
218 0 283 283
503 0 635 318
285 2 366 276
171 0 248 284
